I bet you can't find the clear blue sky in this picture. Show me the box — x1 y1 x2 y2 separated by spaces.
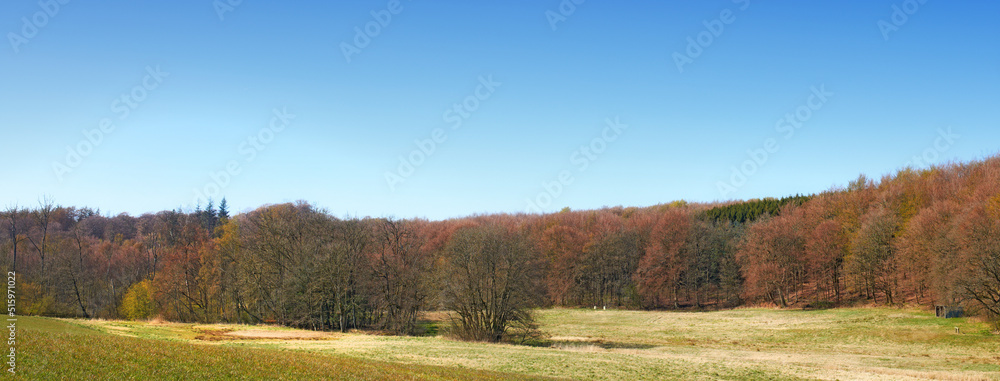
2 0 998 219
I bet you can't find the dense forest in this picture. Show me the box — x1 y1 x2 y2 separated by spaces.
4 155 999 339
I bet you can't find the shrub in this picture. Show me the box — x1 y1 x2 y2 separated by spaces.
19 281 55 316
119 280 157 320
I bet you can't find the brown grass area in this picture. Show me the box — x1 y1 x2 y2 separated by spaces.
193 327 236 341
193 327 335 341
226 329 333 340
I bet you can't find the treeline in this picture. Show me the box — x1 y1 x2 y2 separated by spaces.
3 156 1000 338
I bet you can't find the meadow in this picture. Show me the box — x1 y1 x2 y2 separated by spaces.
17 307 1000 380
15 316 531 380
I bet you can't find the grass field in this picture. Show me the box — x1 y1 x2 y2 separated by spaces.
17 308 1000 380
15 316 537 380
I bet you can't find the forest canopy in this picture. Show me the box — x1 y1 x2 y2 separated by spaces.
4 155 1000 338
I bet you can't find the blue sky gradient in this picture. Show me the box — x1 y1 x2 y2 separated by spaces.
2 0 998 219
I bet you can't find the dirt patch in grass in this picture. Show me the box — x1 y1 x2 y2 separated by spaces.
224 329 333 340
148 316 168 325
193 327 333 341
548 337 657 350
193 327 236 341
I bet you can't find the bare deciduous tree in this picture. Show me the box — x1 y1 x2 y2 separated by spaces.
441 222 541 342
